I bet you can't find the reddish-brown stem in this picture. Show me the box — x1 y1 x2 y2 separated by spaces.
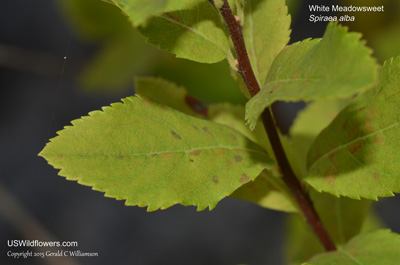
219 0 336 251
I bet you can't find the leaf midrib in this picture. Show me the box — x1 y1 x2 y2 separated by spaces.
155 13 234 61
44 145 269 158
338 249 365 265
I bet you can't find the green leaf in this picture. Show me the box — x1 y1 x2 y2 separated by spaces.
310 190 371 246
136 0 233 63
246 22 379 129
59 0 134 41
135 77 298 212
285 100 350 178
39 96 273 211
151 59 246 104
306 57 400 199
242 0 291 87
303 230 400 265
285 191 371 265
80 33 155 92
59 0 162 93
285 214 325 265
111 0 170 26
135 77 205 117
231 170 297 212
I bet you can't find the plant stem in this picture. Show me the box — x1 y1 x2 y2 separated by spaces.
219 0 336 252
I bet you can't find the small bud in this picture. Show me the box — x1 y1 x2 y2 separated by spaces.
234 59 239 70
234 15 241 25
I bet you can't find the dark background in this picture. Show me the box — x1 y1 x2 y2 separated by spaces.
1 1 399 265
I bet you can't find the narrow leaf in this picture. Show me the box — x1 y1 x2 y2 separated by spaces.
39 96 272 211
303 230 400 265
306 57 400 199
246 22 378 129
242 0 291 86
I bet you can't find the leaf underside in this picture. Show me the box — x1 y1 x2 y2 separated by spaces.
136 0 231 63
246 22 378 129
306 57 400 199
243 0 291 87
135 77 298 212
40 96 272 211
303 230 400 265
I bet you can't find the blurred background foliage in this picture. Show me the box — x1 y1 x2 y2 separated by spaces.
58 0 400 103
59 0 246 104
338 0 400 62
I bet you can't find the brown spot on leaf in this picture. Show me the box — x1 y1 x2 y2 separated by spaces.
372 135 385 145
348 125 360 139
328 151 338 161
171 130 182 140
374 172 380 179
57 154 63 158
270 84 281 93
214 149 227 156
212 176 219 184
143 99 152 105
234 155 243 162
116 155 124 160
324 168 337 184
227 161 232 166
366 107 376 122
291 70 301 79
347 140 365 154
202 127 215 138
189 159 194 163
362 123 375 133
163 12 182 23
190 150 201 156
160 153 175 159
192 126 199 130
160 105 167 111
239 174 250 184
359 107 366 111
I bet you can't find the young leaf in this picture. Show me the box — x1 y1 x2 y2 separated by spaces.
110 0 170 26
246 22 378 129
303 230 400 265
306 57 400 199
134 0 233 63
242 0 291 87
39 97 273 211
